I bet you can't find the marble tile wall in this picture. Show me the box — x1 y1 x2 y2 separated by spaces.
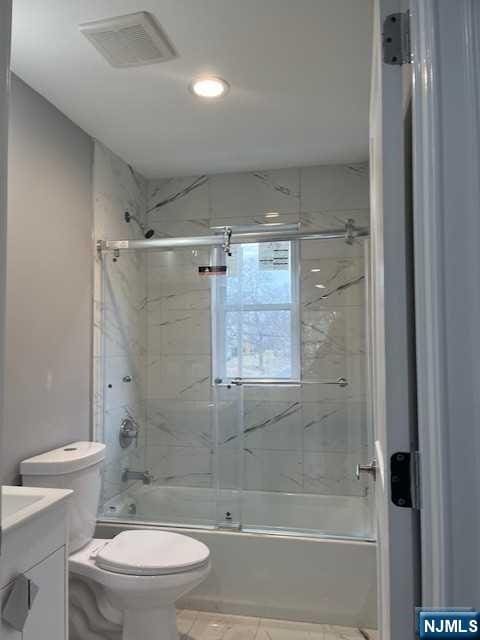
144 163 371 503
93 141 149 505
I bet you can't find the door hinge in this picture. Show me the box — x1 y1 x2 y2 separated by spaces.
383 12 411 65
390 451 420 509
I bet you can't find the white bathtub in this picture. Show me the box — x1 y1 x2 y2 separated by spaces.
98 486 377 627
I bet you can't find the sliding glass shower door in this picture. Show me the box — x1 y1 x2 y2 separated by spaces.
99 232 373 540
143 244 218 528
99 243 219 527
212 382 244 529
211 236 373 538
211 239 299 530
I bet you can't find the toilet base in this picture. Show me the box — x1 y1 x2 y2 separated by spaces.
70 575 122 639
70 575 182 640
123 606 178 640
69 539 211 640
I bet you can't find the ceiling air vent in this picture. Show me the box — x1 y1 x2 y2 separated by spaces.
79 12 177 68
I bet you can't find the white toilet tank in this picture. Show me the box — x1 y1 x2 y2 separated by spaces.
20 441 106 553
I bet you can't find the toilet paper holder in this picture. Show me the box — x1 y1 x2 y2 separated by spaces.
2 574 39 631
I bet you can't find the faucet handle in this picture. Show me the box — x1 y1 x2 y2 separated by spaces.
119 417 139 448
143 471 155 485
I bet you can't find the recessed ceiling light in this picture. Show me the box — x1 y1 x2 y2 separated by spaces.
265 212 280 218
190 76 230 99
315 284 326 289
311 268 321 273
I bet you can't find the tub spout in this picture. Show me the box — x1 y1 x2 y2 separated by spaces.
122 468 154 485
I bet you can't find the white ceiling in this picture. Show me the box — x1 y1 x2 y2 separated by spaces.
11 0 372 179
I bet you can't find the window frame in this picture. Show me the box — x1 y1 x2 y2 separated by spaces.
211 240 301 384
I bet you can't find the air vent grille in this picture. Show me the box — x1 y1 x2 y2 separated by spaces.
79 12 176 68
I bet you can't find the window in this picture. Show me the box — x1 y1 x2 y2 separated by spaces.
213 241 300 381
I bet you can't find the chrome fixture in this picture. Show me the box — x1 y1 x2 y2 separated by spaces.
124 211 155 239
345 219 357 244
119 417 139 449
210 223 300 233
330 377 348 387
223 377 348 387
222 227 232 255
98 220 369 253
355 459 377 481
122 468 154 485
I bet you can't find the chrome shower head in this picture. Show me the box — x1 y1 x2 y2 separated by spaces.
124 211 155 239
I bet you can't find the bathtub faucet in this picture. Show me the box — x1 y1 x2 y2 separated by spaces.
122 468 154 485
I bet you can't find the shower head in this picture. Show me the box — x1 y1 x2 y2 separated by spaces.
124 211 155 239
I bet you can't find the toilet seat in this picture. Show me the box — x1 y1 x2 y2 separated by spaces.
70 537 211 586
93 530 210 576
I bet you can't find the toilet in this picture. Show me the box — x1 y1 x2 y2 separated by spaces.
20 442 211 640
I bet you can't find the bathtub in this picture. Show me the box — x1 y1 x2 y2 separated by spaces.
98 486 377 627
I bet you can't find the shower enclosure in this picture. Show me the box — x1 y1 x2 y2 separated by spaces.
96 223 374 541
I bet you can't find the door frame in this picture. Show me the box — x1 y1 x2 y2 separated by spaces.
370 2 420 637
411 0 480 606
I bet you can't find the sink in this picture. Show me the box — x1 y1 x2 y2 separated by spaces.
2 491 43 517
2 486 72 534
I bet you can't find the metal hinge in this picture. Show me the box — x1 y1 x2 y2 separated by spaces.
390 451 420 509
383 12 411 65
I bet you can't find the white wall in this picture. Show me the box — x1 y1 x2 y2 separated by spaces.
2 74 93 483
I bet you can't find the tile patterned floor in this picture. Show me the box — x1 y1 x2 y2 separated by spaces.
177 610 379 640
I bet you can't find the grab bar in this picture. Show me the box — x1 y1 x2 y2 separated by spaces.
223 377 348 388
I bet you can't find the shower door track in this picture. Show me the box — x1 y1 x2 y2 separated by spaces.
97 221 369 252
96 517 376 544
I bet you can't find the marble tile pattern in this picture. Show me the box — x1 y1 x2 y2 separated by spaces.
70 602 376 640
94 160 370 515
178 610 377 640
143 163 370 503
93 142 149 505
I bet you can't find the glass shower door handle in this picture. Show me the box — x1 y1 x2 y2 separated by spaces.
355 459 377 481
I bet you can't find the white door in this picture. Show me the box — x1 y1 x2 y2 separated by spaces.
369 1 420 638
0 0 12 552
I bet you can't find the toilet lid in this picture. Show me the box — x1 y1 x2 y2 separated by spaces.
94 530 210 576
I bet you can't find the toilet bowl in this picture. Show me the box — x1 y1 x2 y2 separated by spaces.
70 531 211 640
20 442 211 640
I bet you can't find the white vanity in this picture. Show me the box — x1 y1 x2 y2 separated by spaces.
0 486 72 639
